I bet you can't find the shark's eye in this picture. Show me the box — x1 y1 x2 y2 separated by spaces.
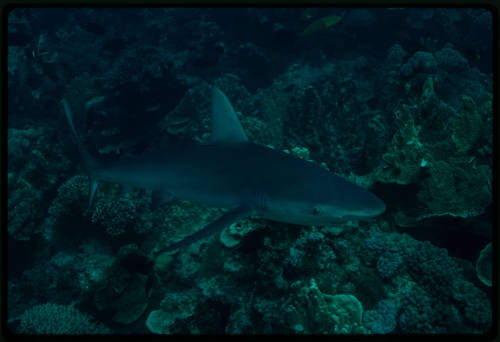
313 207 321 215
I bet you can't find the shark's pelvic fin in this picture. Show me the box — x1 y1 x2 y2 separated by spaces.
209 87 248 143
62 98 99 211
154 205 253 256
88 179 99 211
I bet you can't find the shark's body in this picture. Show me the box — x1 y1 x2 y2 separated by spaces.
62 87 385 255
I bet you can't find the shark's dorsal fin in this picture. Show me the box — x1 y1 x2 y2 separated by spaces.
209 87 248 143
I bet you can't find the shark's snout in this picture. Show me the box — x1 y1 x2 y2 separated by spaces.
374 197 386 215
348 188 386 219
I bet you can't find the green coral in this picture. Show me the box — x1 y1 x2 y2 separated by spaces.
112 273 150 324
281 278 365 334
375 104 425 184
7 175 42 240
450 96 484 152
42 175 89 240
284 86 325 157
154 200 223 254
91 194 136 236
18 303 111 334
65 184 153 236
219 219 263 248
93 244 152 325
158 84 210 142
8 126 72 240
451 279 492 329
417 157 491 217
146 289 199 334
374 77 492 220
476 242 492 287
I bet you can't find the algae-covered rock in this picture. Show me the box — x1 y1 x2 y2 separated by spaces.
41 175 89 241
281 278 365 334
374 104 425 184
220 219 262 248
8 126 73 240
145 309 165 334
451 278 492 329
450 95 484 152
8 175 42 240
392 210 419 228
363 299 397 334
408 51 438 73
93 244 153 325
158 83 211 142
417 158 491 217
112 273 150 324
153 253 174 274
476 242 492 287
145 289 198 334
154 200 223 256
375 82 491 219
434 45 469 72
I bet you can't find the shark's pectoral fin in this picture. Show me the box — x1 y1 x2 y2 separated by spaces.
87 177 99 211
151 190 174 210
154 205 253 256
62 98 100 212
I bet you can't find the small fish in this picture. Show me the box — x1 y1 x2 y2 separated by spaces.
298 14 343 39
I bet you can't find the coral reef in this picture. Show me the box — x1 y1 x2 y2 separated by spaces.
475 242 492 287
8 126 72 240
363 299 397 334
91 192 152 236
18 303 112 334
93 244 153 325
376 251 403 279
146 289 198 334
281 278 365 334
7 7 492 336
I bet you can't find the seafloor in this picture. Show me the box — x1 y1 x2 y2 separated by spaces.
7 8 493 334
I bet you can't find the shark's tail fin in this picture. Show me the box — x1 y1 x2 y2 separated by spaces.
61 98 99 210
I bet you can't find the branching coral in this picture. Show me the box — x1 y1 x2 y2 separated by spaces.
91 195 136 236
41 175 89 240
8 126 72 240
18 303 112 334
363 299 397 334
451 278 492 329
376 252 403 279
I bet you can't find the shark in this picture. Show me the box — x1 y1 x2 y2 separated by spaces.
62 87 385 256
